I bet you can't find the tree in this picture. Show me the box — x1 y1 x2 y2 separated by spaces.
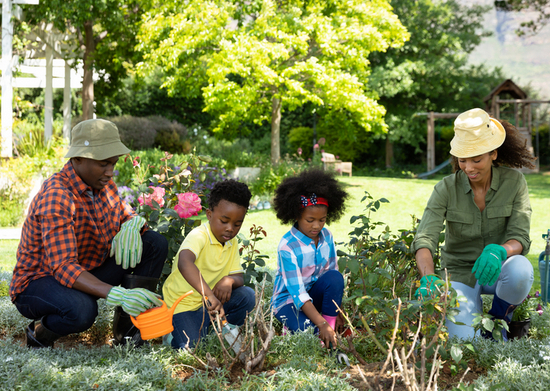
368 0 504 167
136 0 409 164
23 1 143 120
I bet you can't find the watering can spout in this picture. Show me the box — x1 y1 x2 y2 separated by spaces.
129 290 194 340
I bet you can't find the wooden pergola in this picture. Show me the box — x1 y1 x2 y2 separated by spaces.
484 79 550 173
418 79 549 175
416 112 459 173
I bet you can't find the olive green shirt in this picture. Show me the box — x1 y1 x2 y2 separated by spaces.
411 166 531 288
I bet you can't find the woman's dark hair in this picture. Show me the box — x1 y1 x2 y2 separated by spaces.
452 118 536 171
207 179 252 210
273 168 348 225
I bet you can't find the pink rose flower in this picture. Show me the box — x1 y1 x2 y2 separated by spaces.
314 144 319 149
174 192 202 218
297 148 302 155
138 186 165 209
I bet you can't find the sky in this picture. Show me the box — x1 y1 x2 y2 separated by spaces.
464 0 550 101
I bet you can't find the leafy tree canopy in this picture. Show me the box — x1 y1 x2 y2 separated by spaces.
22 0 143 118
368 0 504 152
136 0 409 162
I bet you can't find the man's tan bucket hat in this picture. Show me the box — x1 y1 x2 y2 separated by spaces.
65 119 130 160
450 108 505 158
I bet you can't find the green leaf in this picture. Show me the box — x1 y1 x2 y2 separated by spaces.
149 210 160 222
450 345 463 363
368 273 378 285
481 317 494 331
159 223 173 233
163 208 180 219
348 259 360 274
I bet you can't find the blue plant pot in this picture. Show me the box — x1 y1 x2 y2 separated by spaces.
538 251 550 302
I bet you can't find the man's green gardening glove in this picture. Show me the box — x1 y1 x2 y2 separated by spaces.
415 274 445 300
110 216 146 269
471 244 507 286
106 286 162 317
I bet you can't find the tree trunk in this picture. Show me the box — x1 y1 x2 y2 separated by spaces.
82 20 95 120
270 97 281 165
385 134 394 168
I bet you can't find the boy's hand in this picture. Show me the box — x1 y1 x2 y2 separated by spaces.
204 295 225 318
213 277 234 304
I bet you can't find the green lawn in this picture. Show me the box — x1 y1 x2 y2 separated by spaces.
2 173 550 290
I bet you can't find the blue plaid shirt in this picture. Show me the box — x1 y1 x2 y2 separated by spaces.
271 224 338 314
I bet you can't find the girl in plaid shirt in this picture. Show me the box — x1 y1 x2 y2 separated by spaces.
271 169 348 348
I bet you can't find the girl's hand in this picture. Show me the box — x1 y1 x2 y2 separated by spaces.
336 312 345 333
205 295 225 319
213 277 234 304
318 322 337 348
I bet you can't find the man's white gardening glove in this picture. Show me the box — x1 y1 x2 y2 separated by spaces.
106 286 162 317
110 216 146 269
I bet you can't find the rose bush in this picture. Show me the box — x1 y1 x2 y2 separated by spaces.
120 151 222 278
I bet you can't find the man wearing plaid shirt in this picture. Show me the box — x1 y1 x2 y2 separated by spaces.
10 119 168 348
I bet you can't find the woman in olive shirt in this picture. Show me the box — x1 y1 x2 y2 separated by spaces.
411 108 535 340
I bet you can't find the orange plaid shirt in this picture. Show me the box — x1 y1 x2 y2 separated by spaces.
10 161 137 301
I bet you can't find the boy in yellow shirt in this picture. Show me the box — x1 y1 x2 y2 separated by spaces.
163 179 255 348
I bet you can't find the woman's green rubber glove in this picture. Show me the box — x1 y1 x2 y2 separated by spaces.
106 286 162 317
471 244 507 286
110 216 146 269
415 274 444 300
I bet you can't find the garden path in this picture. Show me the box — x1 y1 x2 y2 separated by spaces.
0 228 20 240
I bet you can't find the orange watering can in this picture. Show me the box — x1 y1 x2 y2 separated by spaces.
130 290 193 340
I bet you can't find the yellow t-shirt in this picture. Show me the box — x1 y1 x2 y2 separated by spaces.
162 222 244 313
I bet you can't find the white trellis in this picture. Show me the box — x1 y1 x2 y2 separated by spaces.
2 0 86 158
2 0 40 158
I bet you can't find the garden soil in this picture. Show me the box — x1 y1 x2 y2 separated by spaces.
11 334 486 390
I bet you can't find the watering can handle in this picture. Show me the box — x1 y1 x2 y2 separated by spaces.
170 290 194 313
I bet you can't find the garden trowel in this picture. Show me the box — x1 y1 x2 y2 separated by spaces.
205 297 246 361
221 318 246 361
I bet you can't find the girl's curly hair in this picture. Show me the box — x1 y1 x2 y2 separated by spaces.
207 179 252 210
452 118 536 171
273 168 348 225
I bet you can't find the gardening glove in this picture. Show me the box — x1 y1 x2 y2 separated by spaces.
106 286 162 317
472 244 507 286
110 216 146 269
415 274 445 300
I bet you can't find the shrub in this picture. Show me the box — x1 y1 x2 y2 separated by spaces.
151 115 190 154
0 144 66 227
12 117 64 157
107 115 157 150
288 126 314 160
248 154 309 199
192 127 268 169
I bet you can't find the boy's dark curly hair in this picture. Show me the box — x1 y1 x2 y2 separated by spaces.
273 168 348 225
207 179 252 210
452 118 536 171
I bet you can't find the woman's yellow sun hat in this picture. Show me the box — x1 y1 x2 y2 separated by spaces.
450 108 505 158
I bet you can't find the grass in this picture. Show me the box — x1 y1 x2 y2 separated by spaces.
2 173 550 290
0 240 18 271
